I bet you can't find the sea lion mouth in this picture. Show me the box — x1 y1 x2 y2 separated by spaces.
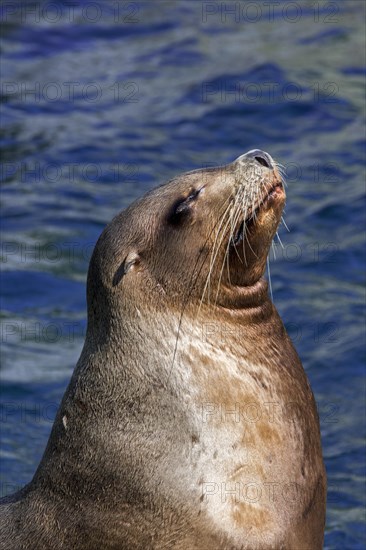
231 180 284 246
199 151 286 300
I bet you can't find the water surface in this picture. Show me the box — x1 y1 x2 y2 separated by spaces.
1 1 365 547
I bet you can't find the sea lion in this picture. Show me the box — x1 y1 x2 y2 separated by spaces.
0 149 326 549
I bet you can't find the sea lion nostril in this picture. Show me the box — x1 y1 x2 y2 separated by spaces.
255 156 270 168
239 149 273 169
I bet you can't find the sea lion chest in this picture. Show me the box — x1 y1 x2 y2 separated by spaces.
167 312 322 547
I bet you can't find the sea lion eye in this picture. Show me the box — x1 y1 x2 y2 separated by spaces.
168 187 203 225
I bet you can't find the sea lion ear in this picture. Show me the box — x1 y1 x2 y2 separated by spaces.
113 252 141 286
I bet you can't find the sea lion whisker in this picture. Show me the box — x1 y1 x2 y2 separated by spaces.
212 199 243 305
208 196 238 271
276 231 284 249
266 255 273 301
244 224 259 260
281 216 290 232
276 168 287 188
210 198 234 262
229 208 244 264
214 235 232 306
240 184 263 261
271 241 277 260
275 162 286 172
274 160 287 176
239 191 253 266
202 198 234 305
240 200 255 265
225 242 232 286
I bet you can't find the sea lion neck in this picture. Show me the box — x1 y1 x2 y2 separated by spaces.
215 277 270 311
182 277 274 329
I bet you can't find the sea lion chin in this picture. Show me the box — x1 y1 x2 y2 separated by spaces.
0 150 326 550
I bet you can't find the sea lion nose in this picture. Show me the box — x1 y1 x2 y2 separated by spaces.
241 149 273 169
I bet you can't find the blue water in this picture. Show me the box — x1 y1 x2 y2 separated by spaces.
1 1 365 547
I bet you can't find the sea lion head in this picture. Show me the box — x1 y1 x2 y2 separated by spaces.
87 150 285 331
